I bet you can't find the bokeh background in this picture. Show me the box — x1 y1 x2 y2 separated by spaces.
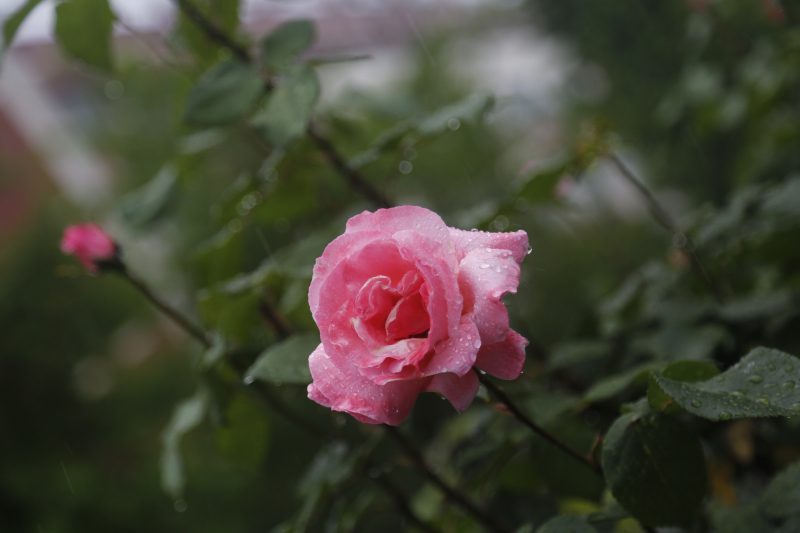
2 0 800 532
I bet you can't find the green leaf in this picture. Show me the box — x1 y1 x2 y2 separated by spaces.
716 504 773 533
653 346 800 421
547 340 610 370
120 164 180 228
184 60 264 126
197 289 261 346
54 0 115 71
196 340 227 371
761 461 800 520
535 516 598 533
260 19 315 71
648 361 719 414
601 412 707 527
2 0 45 51
251 66 320 147
415 93 494 136
515 158 572 205
245 333 318 385
215 393 269 469
584 362 664 403
160 390 208 498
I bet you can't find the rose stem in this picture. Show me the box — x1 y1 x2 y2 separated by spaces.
258 295 294 340
474 369 603 478
118 267 441 532
605 152 723 303
169 0 392 211
118 268 211 349
385 425 508 533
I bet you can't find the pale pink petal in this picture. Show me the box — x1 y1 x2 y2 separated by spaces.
347 206 452 245
424 314 482 377
60 224 117 274
307 343 427 425
309 230 386 316
474 330 528 380
386 291 429 340
458 248 521 345
426 371 480 412
393 230 462 347
449 228 529 264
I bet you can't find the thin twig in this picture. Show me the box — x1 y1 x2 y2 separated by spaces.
475 369 603 478
385 426 507 533
307 124 393 209
119 268 211 348
258 295 295 340
171 0 251 63
606 153 723 303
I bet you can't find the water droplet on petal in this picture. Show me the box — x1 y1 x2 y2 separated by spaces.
473 340 481 349
479 263 490 269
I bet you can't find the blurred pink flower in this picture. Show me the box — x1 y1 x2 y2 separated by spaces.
307 206 529 425
60 224 117 274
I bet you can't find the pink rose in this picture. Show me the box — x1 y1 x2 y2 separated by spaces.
307 206 529 425
60 224 118 274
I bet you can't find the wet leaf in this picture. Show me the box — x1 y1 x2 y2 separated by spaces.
252 67 320 147
160 390 208 498
601 412 707 527
54 0 115 72
246 333 319 385
260 19 315 71
654 347 800 420
120 164 180 228
649 361 719 414
761 461 800 520
215 393 269 469
184 60 264 127
584 363 664 403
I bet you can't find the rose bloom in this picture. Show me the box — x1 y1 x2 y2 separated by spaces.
60 224 117 274
307 206 529 425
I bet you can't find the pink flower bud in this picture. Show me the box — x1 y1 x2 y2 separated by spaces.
60 224 118 274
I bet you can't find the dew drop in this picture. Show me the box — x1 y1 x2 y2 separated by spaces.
793 404 800 412
719 412 732 420
748 374 764 383
768 364 777 371
691 400 702 408
479 263 491 269
785 381 795 390
757 398 770 405
525 245 533 255
243 376 254 385
473 340 481 349
787 365 795 372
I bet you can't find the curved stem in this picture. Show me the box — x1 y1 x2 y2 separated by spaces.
119 268 211 348
474 369 602 478
385 426 507 533
172 0 250 63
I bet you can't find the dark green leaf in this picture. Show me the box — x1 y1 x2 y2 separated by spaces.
160 390 208 498
184 60 264 126
54 0 115 71
649 361 719 414
601 412 707 527
761 461 800 520
246 333 318 385
197 340 227 371
120 164 180 228
197 289 261 346
2 0 45 51
716 504 773 533
260 20 315 71
215 393 269 469
654 346 800 420
252 67 320 147
515 158 572 205
547 340 610 370
536 516 598 533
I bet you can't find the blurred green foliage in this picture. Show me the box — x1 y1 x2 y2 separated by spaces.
3 0 800 531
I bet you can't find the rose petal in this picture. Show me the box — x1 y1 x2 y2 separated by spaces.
347 206 452 245
426 371 480 412
386 291 429 340
474 330 528 380
449 228 529 265
425 314 482 377
309 230 386 317
307 343 426 425
458 248 521 345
